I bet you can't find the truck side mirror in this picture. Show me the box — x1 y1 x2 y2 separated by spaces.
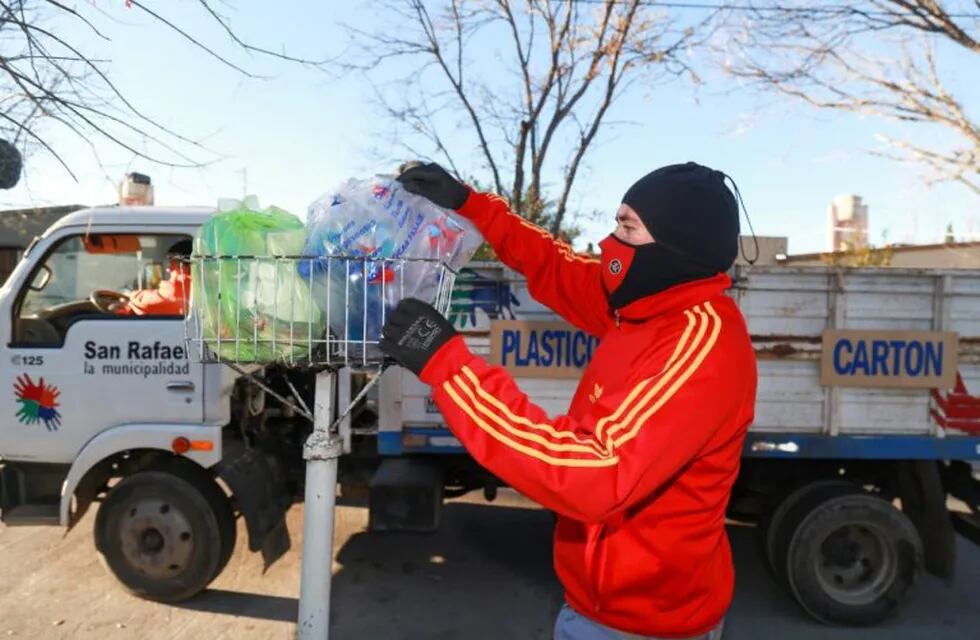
29 265 51 291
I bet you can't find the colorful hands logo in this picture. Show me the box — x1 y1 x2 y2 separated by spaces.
14 374 61 431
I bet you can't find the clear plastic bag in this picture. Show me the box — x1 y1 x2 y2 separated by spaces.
192 196 323 362
301 176 482 357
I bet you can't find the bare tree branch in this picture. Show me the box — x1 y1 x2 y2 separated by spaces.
0 1 333 180
196 0 338 70
2 3 207 148
126 1 259 78
552 0 714 232
41 0 109 41
334 0 710 235
413 0 505 193
723 0 979 194
533 0 616 205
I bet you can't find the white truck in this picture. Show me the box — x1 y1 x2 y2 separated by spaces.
0 206 302 602
375 262 980 626
2 206 980 626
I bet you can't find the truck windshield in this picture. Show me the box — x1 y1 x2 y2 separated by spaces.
13 233 192 346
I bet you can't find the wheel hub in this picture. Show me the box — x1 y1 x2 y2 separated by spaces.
815 522 896 606
140 528 165 554
119 497 195 579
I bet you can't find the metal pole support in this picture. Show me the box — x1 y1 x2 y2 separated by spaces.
298 370 344 639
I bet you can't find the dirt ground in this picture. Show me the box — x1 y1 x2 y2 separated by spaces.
1 491 978 640
0 491 558 640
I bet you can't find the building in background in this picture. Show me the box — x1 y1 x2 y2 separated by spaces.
0 205 86 285
828 194 869 252
736 235 788 266
783 242 980 269
741 230 980 270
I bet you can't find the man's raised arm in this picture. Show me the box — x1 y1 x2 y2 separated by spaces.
399 163 610 337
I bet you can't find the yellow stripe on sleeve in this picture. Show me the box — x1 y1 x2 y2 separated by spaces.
456 307 702 455
442 378 620 468
593 308 703 444
440 301 722 468
459 367 605 447
452 374 611 458
602 305 713 444
612 301 723 447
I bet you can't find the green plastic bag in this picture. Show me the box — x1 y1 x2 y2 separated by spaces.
192 196 324 362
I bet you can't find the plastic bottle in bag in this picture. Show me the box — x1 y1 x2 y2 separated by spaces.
301 176 483 360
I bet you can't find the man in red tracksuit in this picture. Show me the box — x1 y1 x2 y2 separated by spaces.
381 162 757 639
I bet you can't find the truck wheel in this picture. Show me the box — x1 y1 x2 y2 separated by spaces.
785 492 922 625
762 480 858 582
95 458 237 602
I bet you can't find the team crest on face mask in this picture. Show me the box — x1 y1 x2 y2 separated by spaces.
609 259 623 275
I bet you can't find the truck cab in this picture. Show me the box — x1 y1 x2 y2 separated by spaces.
0 207 218 466
0 206 290 602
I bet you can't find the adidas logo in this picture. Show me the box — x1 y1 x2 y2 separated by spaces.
589 383 603 403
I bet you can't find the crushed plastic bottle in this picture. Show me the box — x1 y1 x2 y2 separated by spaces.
302 176 483 358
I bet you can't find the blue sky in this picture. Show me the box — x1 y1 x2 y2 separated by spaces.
2 1 976 255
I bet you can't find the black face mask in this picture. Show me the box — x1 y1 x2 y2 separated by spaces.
599 234 718 310
602 161 741 309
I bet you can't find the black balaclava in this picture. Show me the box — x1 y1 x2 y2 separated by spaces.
600 161 739 310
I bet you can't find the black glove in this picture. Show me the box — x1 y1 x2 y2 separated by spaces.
379 298 457 376
396 162 470 210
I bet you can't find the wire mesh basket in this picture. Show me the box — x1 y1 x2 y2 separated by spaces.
184 255 457 369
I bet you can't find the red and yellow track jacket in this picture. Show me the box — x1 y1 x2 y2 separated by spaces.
419 191 757 637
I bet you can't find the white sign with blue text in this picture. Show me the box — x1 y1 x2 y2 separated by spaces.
820 329 958 389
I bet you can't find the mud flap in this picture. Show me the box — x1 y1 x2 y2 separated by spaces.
217 443 293 569
896 460 955 578
942 460 980 548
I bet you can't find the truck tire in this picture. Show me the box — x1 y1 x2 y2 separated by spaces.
762 480 858 583
784 492 922 626
95 458 237 602
162 459 237 584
